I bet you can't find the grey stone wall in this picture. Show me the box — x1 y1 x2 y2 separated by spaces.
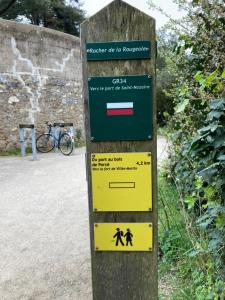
0 19 83 150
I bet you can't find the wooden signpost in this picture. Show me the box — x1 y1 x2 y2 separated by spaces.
81 0 157 299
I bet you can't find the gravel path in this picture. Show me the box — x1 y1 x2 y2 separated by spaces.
0 148 91 300
0 137 168 300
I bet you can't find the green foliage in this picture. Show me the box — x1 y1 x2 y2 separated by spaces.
0 147 32 156
0 0 85 36
156 30 177 116
75 128 85 147
168 85 225 299
170 96 225 242
158 171 225 300
152 0 225 298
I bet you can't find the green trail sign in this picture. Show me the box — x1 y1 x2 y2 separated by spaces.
88 75 153 141
86 40 151 61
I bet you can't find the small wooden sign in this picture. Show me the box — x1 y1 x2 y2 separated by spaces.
91 152 152 211
94 223 153 251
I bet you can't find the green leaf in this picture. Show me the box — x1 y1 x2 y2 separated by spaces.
217 155 225 161
179 85 189 96
199 217 213 229
204 186 214 199
206 110 223 121
205 70 218 85
194 71 202 82
198 163 220 177
206 135 214 143
214 136 225 148
221 69 225 79
195 176 203 189
210 124 220 133
208 238 222 251
215 214 225 229
185 195 195 209
209 98 225 110
198 125 213 134
188 249 201 257
175 99 189 113
189 132 210 151
202 203 208 209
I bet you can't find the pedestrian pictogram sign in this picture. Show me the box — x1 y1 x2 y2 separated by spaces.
91 152 152 211
88 75 152 141
94 223 153 251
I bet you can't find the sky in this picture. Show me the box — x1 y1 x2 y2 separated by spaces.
82 0 184 29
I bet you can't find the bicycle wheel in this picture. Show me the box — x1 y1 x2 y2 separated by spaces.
59 133 73 155
36 133 55 153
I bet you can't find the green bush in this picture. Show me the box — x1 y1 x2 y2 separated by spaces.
158 170 225 300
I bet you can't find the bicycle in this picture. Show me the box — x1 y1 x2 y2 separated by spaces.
36 122 74 155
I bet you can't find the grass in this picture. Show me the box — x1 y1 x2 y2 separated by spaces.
157 125 169 137
0 147 32 156
75 140 86 148
157 169 224 300
158 169 194 299
0 140 86 157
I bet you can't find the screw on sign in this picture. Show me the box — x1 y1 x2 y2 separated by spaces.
91 152 152 212
94 223 152 252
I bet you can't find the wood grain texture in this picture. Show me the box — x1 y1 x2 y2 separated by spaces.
81 1 157 299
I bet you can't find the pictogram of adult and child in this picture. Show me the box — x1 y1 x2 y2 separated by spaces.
113 228 133 246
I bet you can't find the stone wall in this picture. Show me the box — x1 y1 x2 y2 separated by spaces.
0 19 83 150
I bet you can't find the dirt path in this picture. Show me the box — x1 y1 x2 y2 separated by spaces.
157 135 169 165
0 136 168 300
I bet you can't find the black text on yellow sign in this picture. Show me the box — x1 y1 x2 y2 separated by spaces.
94 223 153 252
91 152 152 211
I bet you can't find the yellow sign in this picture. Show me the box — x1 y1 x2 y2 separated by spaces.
94 223 153 251
91 152 152 211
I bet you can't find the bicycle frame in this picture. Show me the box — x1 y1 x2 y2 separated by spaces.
47 124 65 149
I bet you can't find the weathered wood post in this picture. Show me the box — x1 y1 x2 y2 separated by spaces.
81 1 157 299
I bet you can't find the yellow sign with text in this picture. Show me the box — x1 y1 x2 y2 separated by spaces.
91 152 152 211
94 223 153 251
